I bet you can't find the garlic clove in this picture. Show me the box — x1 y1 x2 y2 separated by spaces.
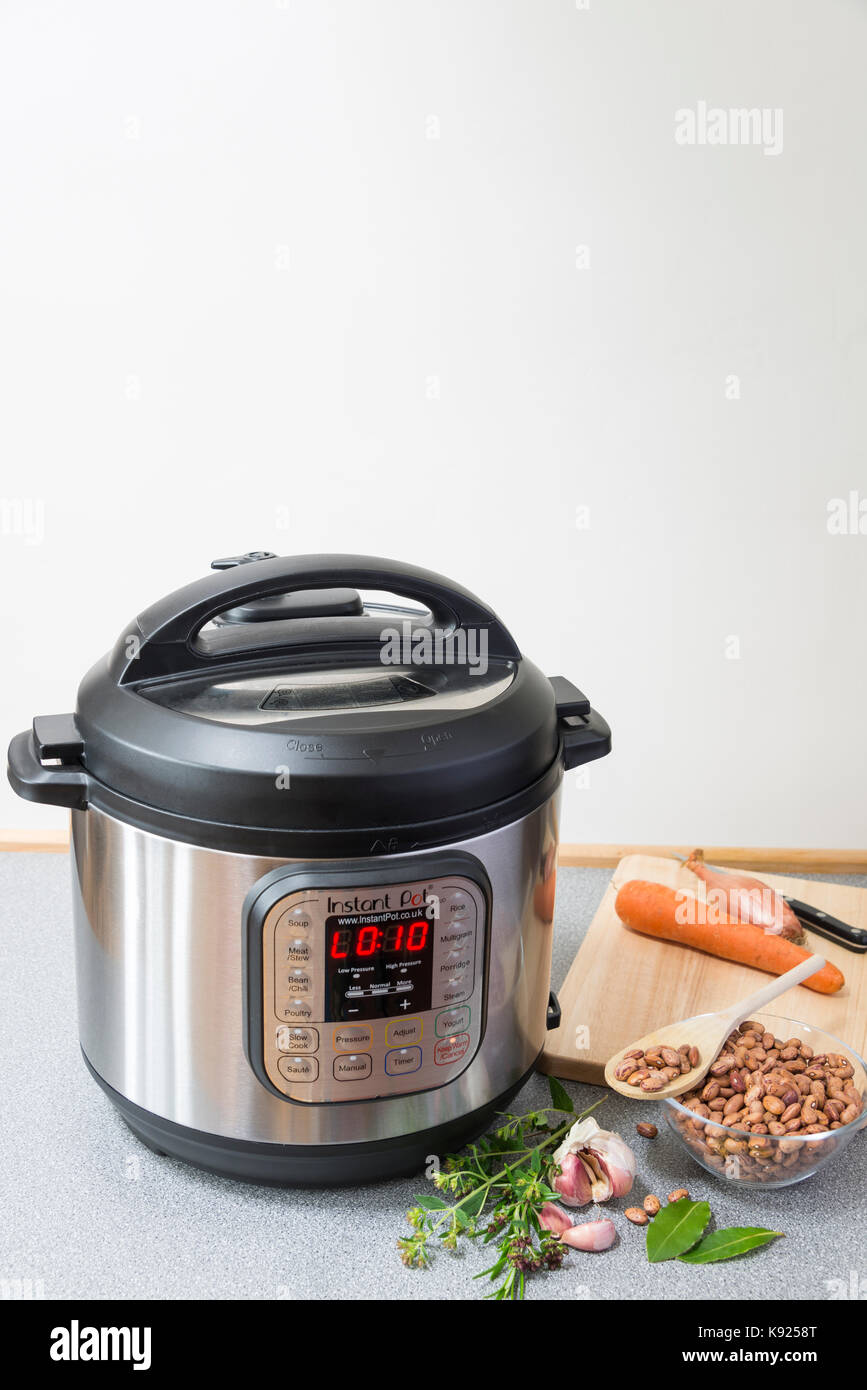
537 1201 574 1236
561 1218 617 1252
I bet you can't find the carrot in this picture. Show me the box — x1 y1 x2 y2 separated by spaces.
614 880 845 995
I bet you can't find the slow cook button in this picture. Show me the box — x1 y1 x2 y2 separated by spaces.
435 1006 470 1038
434 1033 470 1066
333 1025 372 1052
385 1046 422 1076
276 1026 318 1054
333 1053 373 1082
386 1017 422 1046
277 1055 319 1082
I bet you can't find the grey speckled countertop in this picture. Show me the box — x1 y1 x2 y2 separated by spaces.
1 853 865 1302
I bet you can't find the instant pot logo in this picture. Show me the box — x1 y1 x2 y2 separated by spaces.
50 1320 152 1371
326 887 432 913
379 620 488 676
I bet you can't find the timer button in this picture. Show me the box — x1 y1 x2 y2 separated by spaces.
333 1025 372 1052
385 1046 422 1076
333 1053 373 1082
276 1026 318 1054
386 1017 423 1047
277 1055 319 1082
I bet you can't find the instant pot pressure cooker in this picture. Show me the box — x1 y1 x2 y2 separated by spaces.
8 553 611 1183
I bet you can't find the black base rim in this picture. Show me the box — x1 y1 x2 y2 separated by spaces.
81 1048 539 1187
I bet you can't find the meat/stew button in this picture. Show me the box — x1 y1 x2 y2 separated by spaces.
434 1033 470 1066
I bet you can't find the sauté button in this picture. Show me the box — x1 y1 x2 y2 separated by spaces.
435 1006 470 1037
333 1025 372 1052
385 1046 422 1076
276 1026 318 1054
386 1017 422 1046
434 1033 470 1066
277 1055 319 1082
333 1054 373 1081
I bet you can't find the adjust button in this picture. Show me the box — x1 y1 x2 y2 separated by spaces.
386 1017 422 1047
277 1055 319 1082
276 1026 318 1054
333 1054 373 1082
385 1046 422 1076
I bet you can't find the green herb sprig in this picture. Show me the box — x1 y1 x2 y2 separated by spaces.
397 1078 604 1300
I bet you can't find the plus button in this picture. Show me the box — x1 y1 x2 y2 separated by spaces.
399 999 412 1011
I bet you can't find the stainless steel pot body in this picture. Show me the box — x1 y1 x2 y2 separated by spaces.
70 795 560 1148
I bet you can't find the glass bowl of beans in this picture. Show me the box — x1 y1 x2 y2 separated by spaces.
661 1013 867 1187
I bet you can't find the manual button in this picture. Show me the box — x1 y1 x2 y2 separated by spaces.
333 1054 373 1081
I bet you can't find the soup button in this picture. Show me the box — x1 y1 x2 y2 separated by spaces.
434 1033 470 1066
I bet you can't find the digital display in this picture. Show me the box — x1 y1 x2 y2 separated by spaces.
325 908 435 1021
330 920 430 959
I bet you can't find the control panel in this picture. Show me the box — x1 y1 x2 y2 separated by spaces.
243 856 489 1104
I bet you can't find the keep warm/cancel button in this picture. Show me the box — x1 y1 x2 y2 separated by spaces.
333 1054 372 1081
434 1033 470 1066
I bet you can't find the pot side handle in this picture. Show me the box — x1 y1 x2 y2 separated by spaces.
7 716 89 810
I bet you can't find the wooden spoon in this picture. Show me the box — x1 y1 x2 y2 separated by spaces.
603 955 827 1100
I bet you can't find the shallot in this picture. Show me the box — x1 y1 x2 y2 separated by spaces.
683 849 805 943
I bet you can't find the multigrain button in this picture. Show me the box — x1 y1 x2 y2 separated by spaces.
386 1017 422 1046
333 1025 372 1052
434 1033 470 1066
437 924 475 950
333 1053 373 1081
276 1026 318 1054
277 1055 319 1082
385 1046 422 1076
435 1006 470 1037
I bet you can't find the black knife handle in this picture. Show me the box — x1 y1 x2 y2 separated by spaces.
784 896 867 954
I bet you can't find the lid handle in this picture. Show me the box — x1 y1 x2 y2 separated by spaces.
114 554 521 684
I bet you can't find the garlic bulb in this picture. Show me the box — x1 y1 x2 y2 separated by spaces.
551 1117 636 1206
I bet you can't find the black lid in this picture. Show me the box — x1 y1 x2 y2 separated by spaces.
8 555 611 854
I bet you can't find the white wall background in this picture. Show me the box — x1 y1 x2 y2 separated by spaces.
1 0 866 847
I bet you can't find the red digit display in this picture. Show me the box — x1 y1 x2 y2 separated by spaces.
406 920 429 952
356 925 380 957
330 928 351 959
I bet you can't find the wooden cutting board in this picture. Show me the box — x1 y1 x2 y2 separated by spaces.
540 855 867 1083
